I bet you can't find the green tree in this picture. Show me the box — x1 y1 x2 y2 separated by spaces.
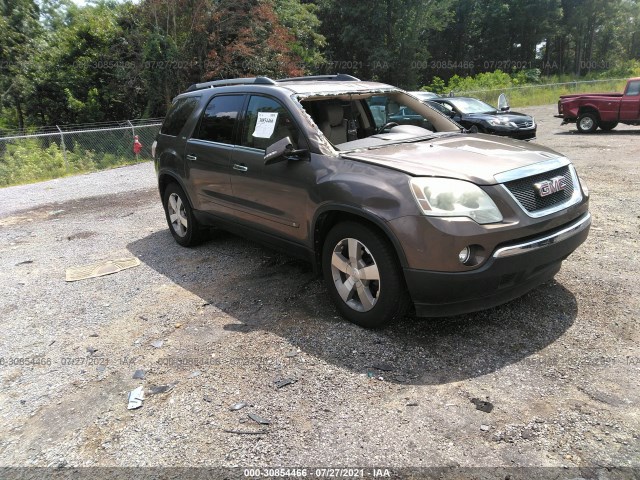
274 0 326 71
0 0 41 131
318 0 453 88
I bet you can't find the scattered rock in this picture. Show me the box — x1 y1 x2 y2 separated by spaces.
521 429 534 439
188 370 201 378
274 378 295 389
148 383 176 395
150 340 164 349
471 397 494 413
371 363 394 372
132 370 145 380
480 424 491 431
230 402 247 411
223 429 269 435
86 346 98 355
247 413 271 425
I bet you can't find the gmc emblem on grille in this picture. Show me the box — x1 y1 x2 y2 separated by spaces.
534 176 566 197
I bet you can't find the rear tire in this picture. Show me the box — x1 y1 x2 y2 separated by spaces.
599 121 618 131
576 113 598 133
162 183 202 247
322 221 410 328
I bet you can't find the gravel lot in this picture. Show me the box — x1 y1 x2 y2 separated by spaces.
0 105 638 478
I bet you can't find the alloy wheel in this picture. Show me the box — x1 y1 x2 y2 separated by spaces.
330 237 381 312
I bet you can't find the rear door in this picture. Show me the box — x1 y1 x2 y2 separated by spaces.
229 94 313 242
184 94 245 211
619 80 640 121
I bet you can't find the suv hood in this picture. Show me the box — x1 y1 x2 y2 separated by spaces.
341 133 563 185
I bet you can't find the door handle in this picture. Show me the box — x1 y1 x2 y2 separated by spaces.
233 163 248 172
186 154 197 161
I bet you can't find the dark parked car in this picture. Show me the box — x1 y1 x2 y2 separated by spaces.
153 75 590 328
428 96 537 140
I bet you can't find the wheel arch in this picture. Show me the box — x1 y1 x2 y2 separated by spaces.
158 171 192 206
312 205 409 272
577 106 600 119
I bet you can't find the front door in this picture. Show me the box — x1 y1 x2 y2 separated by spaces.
619 80 640 122
229 95 313 241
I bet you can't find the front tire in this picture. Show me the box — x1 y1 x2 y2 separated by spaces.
322 221 410 328
577 113 598 133
162 183 202 247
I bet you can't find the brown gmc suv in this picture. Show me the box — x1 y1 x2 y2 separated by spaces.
153 74 591 328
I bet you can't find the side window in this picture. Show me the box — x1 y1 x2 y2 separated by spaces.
195 95 244 144
625 80 640 96
439 102 454 113
367 96 389 128
160 96 199 136
241 96 300 150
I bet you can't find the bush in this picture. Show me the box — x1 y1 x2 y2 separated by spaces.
419 67 634 108
0 138 146 187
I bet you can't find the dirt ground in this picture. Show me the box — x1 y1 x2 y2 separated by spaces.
0 105 638 479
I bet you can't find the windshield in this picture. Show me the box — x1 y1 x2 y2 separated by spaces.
298 91 459 151
447 98 497 114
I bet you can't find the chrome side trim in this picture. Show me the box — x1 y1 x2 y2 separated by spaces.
494 156 571 183
493 213 591 259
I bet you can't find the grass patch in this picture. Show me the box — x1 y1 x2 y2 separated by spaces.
456 78 630 108
0 138 148 187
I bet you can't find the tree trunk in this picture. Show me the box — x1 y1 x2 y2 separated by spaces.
16 97 25 133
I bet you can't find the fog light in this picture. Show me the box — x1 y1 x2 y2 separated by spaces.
458 247 471 264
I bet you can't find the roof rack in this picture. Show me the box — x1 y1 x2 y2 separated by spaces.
185 76 277 92
276 74 361 82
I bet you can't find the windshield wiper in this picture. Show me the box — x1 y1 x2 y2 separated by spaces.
339 134 441 153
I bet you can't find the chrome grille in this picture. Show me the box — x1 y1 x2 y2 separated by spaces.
515 119 534 128
504 166 574 213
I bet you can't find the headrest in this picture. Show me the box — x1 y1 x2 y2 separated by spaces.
325 101 344 127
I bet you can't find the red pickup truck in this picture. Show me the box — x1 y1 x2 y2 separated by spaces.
556 77 640 133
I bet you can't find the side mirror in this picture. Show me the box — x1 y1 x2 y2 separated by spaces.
264 137 308 165
498 93 510 112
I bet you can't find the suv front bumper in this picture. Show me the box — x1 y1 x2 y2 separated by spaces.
404 212 591 317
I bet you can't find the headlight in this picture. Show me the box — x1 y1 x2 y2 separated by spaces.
487 117 510 126
410 177 503 224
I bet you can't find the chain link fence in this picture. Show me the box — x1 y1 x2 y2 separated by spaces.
454 78 629 106
0 118 163 187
